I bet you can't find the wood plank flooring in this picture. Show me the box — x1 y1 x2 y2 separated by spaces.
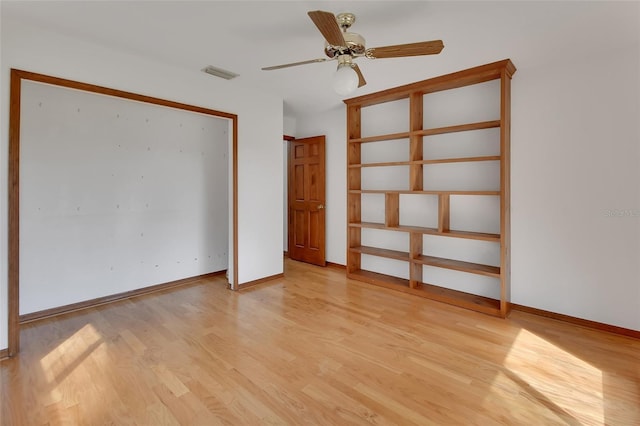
1 259 639 425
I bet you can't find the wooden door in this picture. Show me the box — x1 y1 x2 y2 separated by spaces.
288 136 326 266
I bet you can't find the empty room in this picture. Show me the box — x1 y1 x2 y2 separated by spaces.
1 1 639 425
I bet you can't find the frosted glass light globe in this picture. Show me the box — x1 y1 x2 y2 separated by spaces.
333 65 359 96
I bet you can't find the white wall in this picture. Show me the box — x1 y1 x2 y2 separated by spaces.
296 46 640 331
510 47 640 330
0 18 284 350
283 116 296 137
19 81 229 314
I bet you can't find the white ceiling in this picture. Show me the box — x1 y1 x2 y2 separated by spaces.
3 1 639 117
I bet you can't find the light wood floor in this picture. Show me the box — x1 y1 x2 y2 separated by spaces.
1 259 639 425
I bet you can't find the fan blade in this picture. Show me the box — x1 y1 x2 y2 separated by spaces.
308 10 346 47
366 40 444 59
352 64 366 88
262 58 331 71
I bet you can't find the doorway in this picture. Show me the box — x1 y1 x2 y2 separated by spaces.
7 69 239 357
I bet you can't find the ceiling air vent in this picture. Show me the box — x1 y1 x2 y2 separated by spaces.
202 65 239 80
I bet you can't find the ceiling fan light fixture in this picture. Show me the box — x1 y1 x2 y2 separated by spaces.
333 63 359 96
262 10 444 94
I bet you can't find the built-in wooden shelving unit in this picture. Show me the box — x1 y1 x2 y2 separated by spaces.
344 59 516 318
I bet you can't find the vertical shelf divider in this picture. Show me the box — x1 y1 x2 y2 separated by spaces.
409 92 424 191
410 91 425 289
385 193 399 228
438 194 451 233
347 104 362 274
499 65 515 318
409 232 423 289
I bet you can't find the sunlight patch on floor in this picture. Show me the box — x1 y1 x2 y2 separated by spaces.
503 328 604 424
40 323 105 406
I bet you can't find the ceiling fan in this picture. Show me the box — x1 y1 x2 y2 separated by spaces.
262 10 444 96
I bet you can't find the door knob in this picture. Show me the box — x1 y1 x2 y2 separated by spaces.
318 204 325 209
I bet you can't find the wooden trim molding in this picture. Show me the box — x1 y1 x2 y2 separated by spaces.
237 273 285 290
511 304 640 339
326 262 347 270
11 69 236 119
7 69 239 357
0 348 8 361
283 135 295 141
344 59 516 107
19 271 226 324
8 69 22 357
232 116 239 291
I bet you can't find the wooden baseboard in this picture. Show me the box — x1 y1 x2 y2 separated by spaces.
19 270 227 325
0 348 8 361
283 251 289 258
283 253 345 271
511 303 640 339
237 273 285 290
326 262 346 270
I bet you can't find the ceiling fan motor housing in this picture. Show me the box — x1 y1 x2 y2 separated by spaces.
324 32 366 58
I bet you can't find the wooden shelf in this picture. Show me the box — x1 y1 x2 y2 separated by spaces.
349 245 500 278
349 221 388 230
349 222 501 242
415 281 501 316
349 161 411 168
347 269 501 316
414 255 500 278
348 269 409 289
350 245 409 261
349 132 410 144
351 157 501 168
350 190 501 196
343 59 516 107
413 120 501 137
441 229 501 242
419 156 501 165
